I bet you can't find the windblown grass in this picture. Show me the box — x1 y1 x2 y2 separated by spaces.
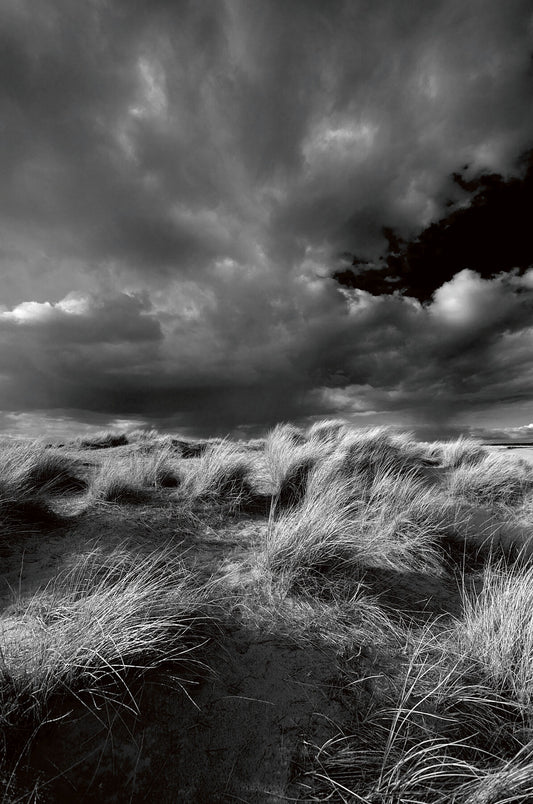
265 458 449 592
91 446 181 502
451 562 533 712
0 544 214 800
237 579 398 656
264 423 334 510
312 561 533 802
446 452 533 507
2 421 533 801
306 419 348 445
264 423 308 491
0 441 87 495
329 427 436 481
0 544 213 722
179 439 258 509
428 436 487 468
0 442 86 535
71 430 129 450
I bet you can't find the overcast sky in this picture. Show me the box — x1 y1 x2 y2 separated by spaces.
1 0 533 440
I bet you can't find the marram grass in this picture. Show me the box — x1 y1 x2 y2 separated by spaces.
2 421 533 801
0 544 214 725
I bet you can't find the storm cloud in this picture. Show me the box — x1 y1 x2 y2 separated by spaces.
1 0 532 438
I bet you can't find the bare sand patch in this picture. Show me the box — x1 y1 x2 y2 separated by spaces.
22 625 353 802
488 445 533 464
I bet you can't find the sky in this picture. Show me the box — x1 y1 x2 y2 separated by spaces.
1 0 533 441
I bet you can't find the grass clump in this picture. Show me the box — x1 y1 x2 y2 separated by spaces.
0 544 213 723
0 543 214 800
0 441 87 495
180 439 258 509
429 436 487 468
73 431 129 450
0 442 87 535
91 446 182 503
312 562 533 802
238 579 397 657
275 455 316 510
451 562 533 712
446 452 533 507
264 423 334 510
265 459 448 593
324 427 437 485
306 419 348 445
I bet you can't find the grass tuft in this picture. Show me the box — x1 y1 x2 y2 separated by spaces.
429 436 487 468
446 452 533 507
0 442 85 536
331 427 436 481
179 440 258 510
265 455 449 593
0 544 214 726
91 446 182 503
72 431 129 450
0 442 87 495
311 561 533 802
306 419 348 445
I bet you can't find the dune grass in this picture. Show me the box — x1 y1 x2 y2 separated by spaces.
428 436 487 469
0 543 215 800
71 431 129 450
312 560 533 803
265 445 451 593
306 418 348 445
179 439 259 509
264 423 309 492
451 562 533 712
236 577 399 658
3 421 533 801
263 430 532 593
0 441 87 495
1 545 212 720
91 445 182 503
328 426 436 482
445 451 533 507
264 423 335 511
0 441 89 536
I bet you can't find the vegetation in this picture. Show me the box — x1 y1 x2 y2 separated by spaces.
72 430 129 450
92 446 182 503
1 423 533 801
1 546 211 721
1 544 213 801
0 441 88 537
178 438 260 510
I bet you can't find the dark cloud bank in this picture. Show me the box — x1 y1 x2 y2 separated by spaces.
1 0 533 440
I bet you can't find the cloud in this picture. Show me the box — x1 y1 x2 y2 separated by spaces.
334 155 533 300
0 1 532 435
0 268 531 436
0 290 162 343
2 0 532 287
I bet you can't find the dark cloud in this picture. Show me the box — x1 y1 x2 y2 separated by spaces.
334 152 533 300
0 0 532 436
0 269 531 437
